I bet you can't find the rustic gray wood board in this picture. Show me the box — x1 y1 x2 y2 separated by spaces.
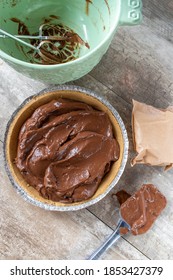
0 0 173 259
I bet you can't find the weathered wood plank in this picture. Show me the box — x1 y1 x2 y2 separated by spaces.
0 60 45 142
1 63 173 259
90 25 173 107
0 0 173 260
143 0 173 43
72 75 173 260
0 142 147 260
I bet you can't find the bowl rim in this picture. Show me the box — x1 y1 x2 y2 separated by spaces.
3 85 129 211
0 1 121 68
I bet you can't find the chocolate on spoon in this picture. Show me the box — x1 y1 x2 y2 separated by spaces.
120 184 167 235
87 184 167 260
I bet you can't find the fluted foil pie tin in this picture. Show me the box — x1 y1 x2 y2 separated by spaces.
4 85 129 211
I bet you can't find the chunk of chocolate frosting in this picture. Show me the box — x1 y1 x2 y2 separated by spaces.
120 184 167 235
115 189 131 205
16 98 120 203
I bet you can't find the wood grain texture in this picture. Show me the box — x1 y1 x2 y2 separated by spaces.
0 142 147 260
0 0 173 260
72 76 173 260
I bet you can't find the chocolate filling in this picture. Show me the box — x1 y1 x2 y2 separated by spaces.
15 98 120 203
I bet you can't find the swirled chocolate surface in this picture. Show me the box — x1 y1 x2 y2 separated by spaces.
16 98 120 203
120 184 167 235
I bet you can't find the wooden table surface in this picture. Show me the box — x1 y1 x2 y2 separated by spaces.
0 0 173 260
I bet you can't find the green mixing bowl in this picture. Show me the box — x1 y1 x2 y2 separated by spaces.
0 0 142 84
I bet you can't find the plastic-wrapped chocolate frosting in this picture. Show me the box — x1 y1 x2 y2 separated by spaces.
131 100 173 170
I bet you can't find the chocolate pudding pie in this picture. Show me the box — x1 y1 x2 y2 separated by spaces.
4 87 128 210
15 98 120 203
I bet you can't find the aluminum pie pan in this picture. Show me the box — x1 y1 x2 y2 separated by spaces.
4 85 129 211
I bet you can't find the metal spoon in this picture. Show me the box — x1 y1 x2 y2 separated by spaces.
87 217 130 260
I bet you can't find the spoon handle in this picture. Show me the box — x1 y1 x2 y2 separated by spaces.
87 219 128 260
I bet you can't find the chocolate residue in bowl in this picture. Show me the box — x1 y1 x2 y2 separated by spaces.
15 98 120 203
11 0 18 7
11 17 30 35
85 0 110 17
10 16 90 64
120 184 167 235
47 15 60 20
104 0 111 15
31 23 90 65
85 0 93 15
